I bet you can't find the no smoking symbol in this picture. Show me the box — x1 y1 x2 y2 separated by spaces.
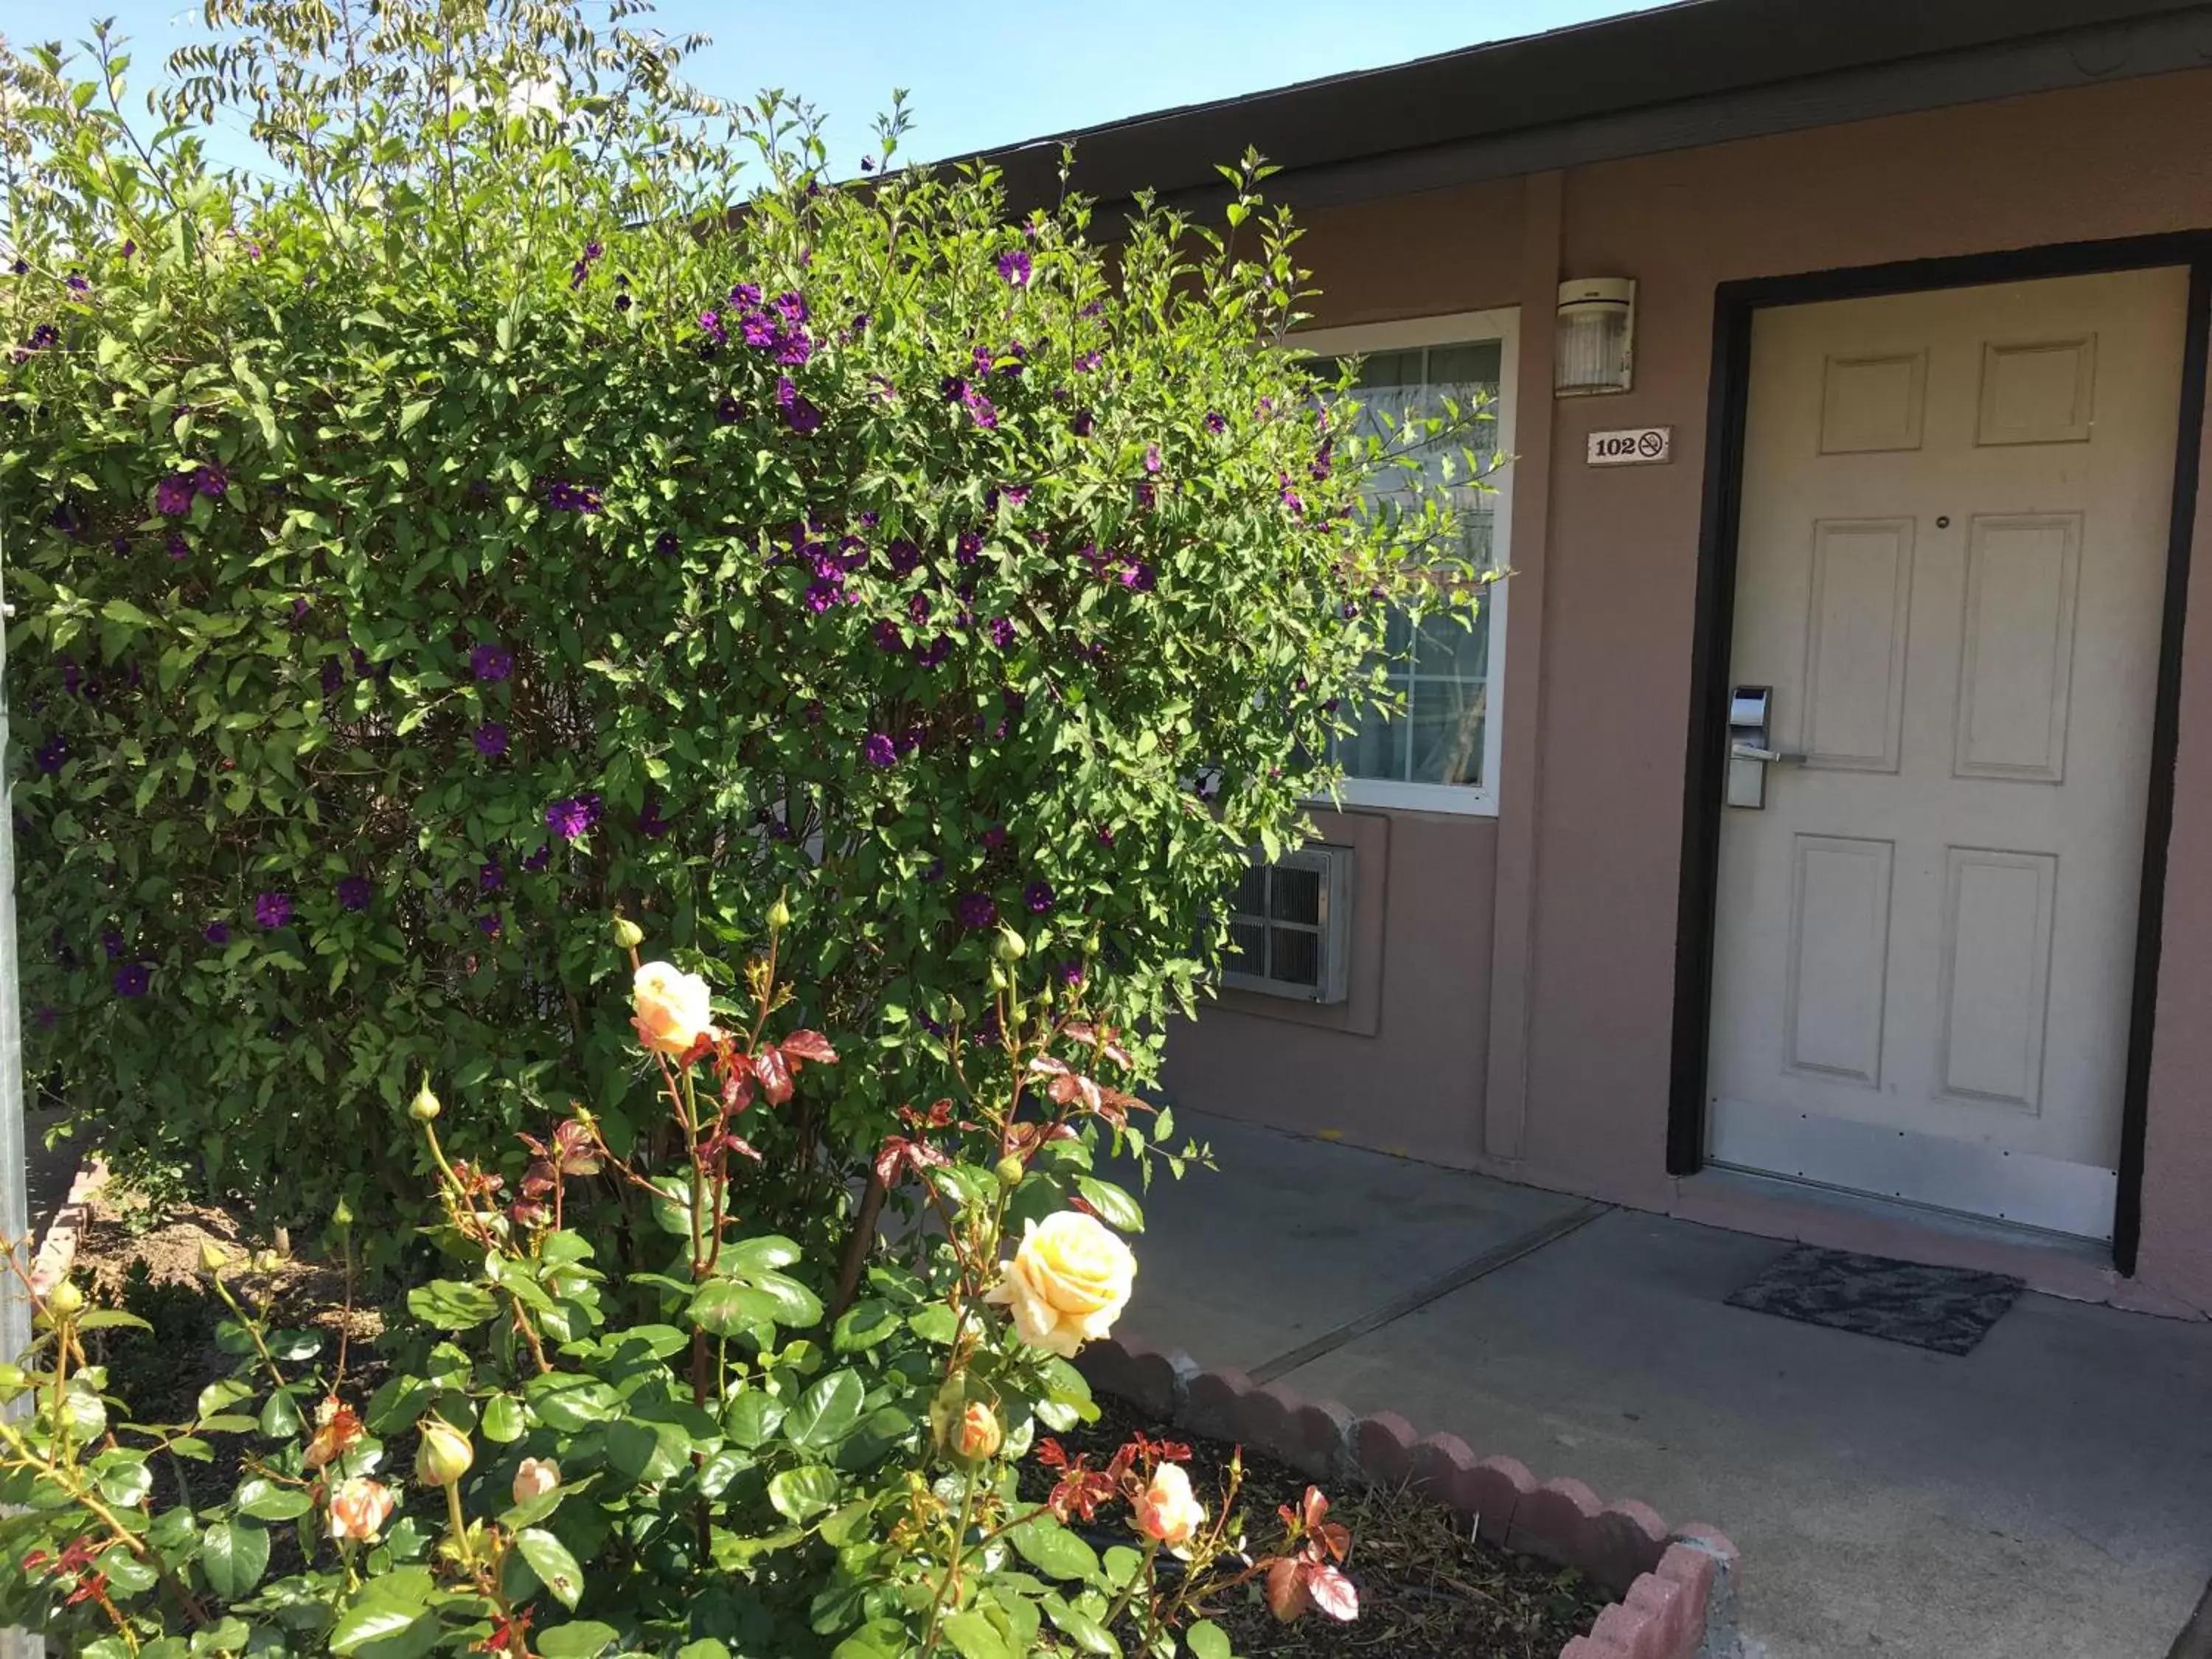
1635 430 1666 458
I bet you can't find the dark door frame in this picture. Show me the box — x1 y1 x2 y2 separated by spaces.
1665 232 2212 1273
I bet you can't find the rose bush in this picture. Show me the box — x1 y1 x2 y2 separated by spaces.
0 918 1358 1657
0 0 1488 1240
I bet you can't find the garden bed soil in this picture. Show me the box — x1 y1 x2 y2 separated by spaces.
1017 1392 1613 1659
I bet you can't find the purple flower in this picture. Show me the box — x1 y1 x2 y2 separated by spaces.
1059 959 1086 987
523 845 552 873
803 577 843 613
473 720 509 757
715 393 742 424
804 699 825 724
922 858 945 882
160 528 187 557
981 824 1009 851
774 290 809 326
196 462 229 499
7 258 25 275
545 479 604 513
35 735 65 773
102 929 125 960
614 293 633 312
1204 411 1228 435
1144 444 1162 475
740 310 777 349
988 616 1017 648
66 273 88 294
31 1005 57 1030
1310 439 1334 481
1001 484 1031 508
776 328 814 367
1071 408 1095 437
997 248 1033 286
204 920 231 945
337 877 372 911
776 376 821 434
1095 826 1116 847
861 733 897 768
731 281 762 307
110 534 131 557
476 912 502 939
956 531 982 565
320 658 346 695
155 474 195 515
955 891 998 930
1026 880 1055 914
1075 350 1102 372
655 531 681 558
885 538 922 579
638 797 669 839
545 794 602 841
254 891 293 930
914 634 952 669
470 643 514 683
899 723 925 755
114 963 150 998
1120 561 1156 593
698 309 727 344
479 860 504 891
964 389 999 429
907 592 931 627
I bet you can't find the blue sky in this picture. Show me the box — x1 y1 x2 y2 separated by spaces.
38 0 1670 173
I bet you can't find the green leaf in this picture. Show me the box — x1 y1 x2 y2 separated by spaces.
908 1303 959 1345
1043 1597 1122 1658
75 1310 153 1333
766 1465 839 1523
234 1475 313 1522
195 1377 253 1423
480 1393 526 1444
1186 1620 1232 1659
722 1390 785 1449
90 1451 152 1507
515 1526 584 1609
689 1278 779 1337
397 398 433 434
784 1368 865 1447
605 1417 688 1485
198 1519 269 1600
406 1279 499 1329
832 1299 900 1353
743 1269 824 1326
1075 1175 1144 1233
524 1372 620 1430
941 1610 1019 1659
535 1623 621 1659
259 1388 305 1439
720 1234 803 1274
675 1644 732 1659
1009 1515 1102 1582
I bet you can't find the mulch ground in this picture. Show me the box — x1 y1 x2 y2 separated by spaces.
1017 1392 1611 1659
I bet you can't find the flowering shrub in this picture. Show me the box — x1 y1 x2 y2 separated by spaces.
0 919 1356 1656
0 1 1484 1234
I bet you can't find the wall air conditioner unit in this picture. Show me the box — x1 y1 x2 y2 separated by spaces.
1221 844 1353 1005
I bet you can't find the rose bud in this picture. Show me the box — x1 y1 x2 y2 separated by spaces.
632 961 712 1055
44 1279 83 1319
955 1402 1003 1461
414 1418 474 1487
512 1457 561 1504
1134 1462 1207 1548
327 1476 397 1543
611 915 645 950
408 1079 442 1122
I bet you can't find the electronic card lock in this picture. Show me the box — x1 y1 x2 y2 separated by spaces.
1725 686 1804 809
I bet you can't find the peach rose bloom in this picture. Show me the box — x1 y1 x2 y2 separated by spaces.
1135 1463 1206 1548
984 1211 1136 1358
633 961 712 1055
512 1457 560 1503
327 1476 397 1542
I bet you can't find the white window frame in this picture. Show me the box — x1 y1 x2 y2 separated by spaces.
1289 306 1518 817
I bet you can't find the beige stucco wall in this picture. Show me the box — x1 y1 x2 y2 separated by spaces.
1162 66 2212 1307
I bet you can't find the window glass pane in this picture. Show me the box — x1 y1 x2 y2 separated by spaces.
1228 920 1266 970
1331 333 1503 792
1270 927 1320 987
1270 865 1321 927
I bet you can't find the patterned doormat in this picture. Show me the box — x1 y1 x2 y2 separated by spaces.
1725 1245 2025 1355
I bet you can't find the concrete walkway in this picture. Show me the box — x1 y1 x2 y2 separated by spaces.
1108 1113 2212 1658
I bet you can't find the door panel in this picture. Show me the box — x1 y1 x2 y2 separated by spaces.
1706 268 2188 1239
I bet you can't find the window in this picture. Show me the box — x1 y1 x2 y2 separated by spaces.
1295 309 1517 815
1222 845 1354 1004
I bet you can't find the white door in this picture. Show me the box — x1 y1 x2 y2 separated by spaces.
1706 268 2188 1240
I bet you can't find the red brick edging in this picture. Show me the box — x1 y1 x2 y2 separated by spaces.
27 1156 108 1298
1077 1338 1742 1659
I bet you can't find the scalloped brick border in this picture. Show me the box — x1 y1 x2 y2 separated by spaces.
27 1156 108 1298
1077 1338 1742 1659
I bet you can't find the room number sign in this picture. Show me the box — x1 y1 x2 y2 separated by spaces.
1587 425 1672 465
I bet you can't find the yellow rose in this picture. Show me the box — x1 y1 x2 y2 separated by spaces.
1135 1462 1206 1548
984 1211 1135 1358
633 961 712 1055
327 1476 397 1542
